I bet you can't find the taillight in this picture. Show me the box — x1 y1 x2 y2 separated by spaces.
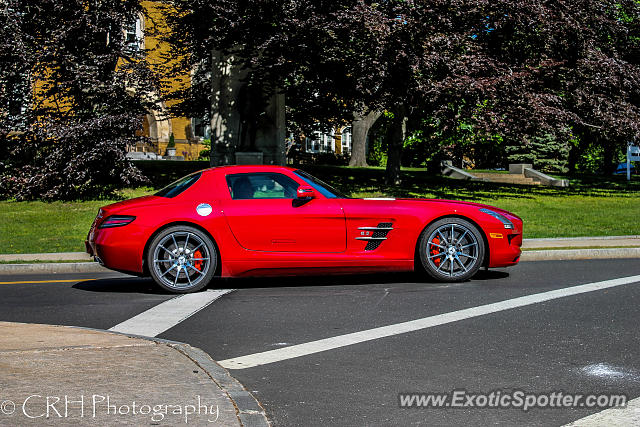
98 215 136 228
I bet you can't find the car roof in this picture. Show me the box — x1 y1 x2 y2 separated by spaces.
202 165 298 175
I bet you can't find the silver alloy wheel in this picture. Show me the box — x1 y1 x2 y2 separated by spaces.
151 231 214 290
425 223 480 278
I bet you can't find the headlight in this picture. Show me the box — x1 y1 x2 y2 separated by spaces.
479 208 514 229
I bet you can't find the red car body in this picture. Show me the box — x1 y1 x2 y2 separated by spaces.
86 165 522 280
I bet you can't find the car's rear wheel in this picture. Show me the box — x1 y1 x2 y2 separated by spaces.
418 217 485 282
147 225 217 293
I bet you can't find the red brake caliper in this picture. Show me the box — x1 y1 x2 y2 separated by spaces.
193 250 203 271
430 236 441 266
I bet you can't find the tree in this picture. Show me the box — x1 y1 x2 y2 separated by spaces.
160 1 360 141
165 1 467 183
0 0 155 200
454 0 640 173
350 109 381 167
161 0 640 178
343 0 640 177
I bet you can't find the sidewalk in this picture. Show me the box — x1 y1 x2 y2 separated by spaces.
522 235 640 249
520 235 640 262
0 252 92 262
0 322 269 426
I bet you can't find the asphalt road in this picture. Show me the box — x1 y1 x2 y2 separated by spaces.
1 259 639 426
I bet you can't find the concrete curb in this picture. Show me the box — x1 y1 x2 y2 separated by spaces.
522 236 640 249
1 245 640 275
72 326 271 427
520 247 640 261
0 251 91 262
0 262 108 273
174 344 270 427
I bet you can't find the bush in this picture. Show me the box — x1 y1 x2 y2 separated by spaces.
1 116 149 201
287 151 349 166
0 1 155 201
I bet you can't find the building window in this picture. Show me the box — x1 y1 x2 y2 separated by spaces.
2 71 30 129
124 16 143 54
341 127 352 155
305 130 335 153
191 117 211 140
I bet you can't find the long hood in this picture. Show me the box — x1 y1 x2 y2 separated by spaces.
400 197 506 210
359 197 520 220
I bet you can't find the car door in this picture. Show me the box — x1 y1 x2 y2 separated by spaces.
221 172 346 252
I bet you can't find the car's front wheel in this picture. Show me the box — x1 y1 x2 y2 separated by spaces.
147 225 217 293
418 217 485 282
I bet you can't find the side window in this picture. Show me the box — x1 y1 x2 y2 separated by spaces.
226 173 300 200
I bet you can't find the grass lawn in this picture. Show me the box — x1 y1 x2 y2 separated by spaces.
304 165 640 239
0 188 150 254
0 165 638 254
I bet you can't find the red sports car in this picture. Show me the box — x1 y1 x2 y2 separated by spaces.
86 165 522 293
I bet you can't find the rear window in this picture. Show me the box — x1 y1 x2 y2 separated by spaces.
155 172 202 198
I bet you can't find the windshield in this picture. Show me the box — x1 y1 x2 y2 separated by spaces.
155 172 202 198
294 170 349 199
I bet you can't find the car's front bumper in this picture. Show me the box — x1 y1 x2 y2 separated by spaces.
487 230 522 267
484 211 523 267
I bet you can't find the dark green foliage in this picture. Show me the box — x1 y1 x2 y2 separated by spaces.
506 133 571 174
133 160 209 188
198 139 211 161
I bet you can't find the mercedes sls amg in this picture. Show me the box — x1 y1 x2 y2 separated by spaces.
86 165 522 293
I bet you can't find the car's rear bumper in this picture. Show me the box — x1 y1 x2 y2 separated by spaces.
86 224 150 275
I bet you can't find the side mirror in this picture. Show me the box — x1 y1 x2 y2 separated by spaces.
297 185 317 199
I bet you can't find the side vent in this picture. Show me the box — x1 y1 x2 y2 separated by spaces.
356 222 393 251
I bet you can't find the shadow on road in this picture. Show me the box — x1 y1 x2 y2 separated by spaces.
71 269 510 294
473 269 510 280
209 269 510 290
212 272 422 290
72 277 167 294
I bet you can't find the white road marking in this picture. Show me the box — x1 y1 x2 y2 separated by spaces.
109 289 234 337
564 396 640 426
218 274 640 370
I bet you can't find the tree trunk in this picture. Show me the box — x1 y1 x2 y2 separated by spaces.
602 140 617 175
385 107 407 185
349 109 381 167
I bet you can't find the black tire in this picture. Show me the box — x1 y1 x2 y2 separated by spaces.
147 225 217 293
417 217 485 282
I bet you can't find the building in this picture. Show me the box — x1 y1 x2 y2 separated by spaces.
127 1 208 161
131 3 350 163
304 126 353 155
